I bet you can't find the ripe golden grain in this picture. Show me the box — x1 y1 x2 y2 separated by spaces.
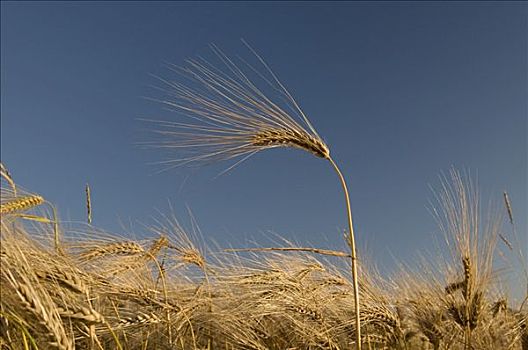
57 306 104 325
0 195 44 215
80 241 145 261
85 183 92 225
252 128 329 159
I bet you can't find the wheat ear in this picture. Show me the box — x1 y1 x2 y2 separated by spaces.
57 306 104 325
0 195 45 215
85 184 92 225
79 242 145 261
252 128 329 158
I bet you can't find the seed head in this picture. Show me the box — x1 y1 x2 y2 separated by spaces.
147 43 329 170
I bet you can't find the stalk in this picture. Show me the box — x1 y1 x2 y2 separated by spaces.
328 157 361 350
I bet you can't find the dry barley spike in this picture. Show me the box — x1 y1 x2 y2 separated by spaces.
0 195 44 215
468 291 483 330
503 191 514 225
445 280 465 294
252 128 329 158
420 321 443 350
145 236 169 258
118 312 161 327
35 269 88 295
57 306 104 325
85 183 92 224
80 241 145 261
462 256 472 301
491 298 507 316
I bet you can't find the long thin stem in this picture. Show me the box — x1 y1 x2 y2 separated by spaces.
328 157 361 350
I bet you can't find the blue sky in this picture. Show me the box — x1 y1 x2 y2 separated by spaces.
1 2 526 298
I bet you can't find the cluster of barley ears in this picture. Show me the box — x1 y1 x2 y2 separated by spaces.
0 171 526 349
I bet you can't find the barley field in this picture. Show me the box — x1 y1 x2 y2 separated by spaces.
0 167 526 350
1 45 526 349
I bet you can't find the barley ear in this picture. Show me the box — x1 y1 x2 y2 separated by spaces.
0 195 45 215
85 184 92 225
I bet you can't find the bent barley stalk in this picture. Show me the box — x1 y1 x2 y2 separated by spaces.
148 44 363 349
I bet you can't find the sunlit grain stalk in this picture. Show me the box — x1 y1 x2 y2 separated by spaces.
149 44 363 349
51 205 63 255
143 237 173 346
462 256 473 350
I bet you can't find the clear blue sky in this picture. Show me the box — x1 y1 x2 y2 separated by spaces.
1 2 526 297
